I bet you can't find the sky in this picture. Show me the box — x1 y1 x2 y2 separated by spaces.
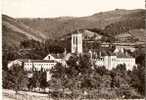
2 0 145 18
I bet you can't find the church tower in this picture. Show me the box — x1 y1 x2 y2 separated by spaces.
71 31 83 54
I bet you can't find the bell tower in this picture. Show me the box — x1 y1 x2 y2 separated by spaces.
71 31 83 54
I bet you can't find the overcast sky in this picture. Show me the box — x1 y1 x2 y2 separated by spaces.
2 0 145 18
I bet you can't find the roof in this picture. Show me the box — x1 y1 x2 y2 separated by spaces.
28 60 57 63
115 52 133 58
14 59 28 62
90 49 116 59
13 59 57 63
43 53 65 60
101 49 134 58
115 33 132 38
64 53 79 61
50 53 64 59
98 50 115 56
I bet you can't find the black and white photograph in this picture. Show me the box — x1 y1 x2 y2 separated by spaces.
1 0 145 99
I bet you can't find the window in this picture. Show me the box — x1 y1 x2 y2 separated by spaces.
73 36 76 44
48 56 50 60
76 36 78 45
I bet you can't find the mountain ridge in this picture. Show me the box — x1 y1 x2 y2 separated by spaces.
2 9 145 48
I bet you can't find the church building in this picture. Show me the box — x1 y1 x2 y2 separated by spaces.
71 31 136 70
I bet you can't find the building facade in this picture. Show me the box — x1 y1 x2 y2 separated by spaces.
92 52 136 70
7 54 66 81
23 60 57 71
8 59 57 71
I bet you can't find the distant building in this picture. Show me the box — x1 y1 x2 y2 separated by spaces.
44 53 67 66
8 59 57 71
71 31 136 70
23 59 58 81
7 53 67 81
7 59 23 69
90 50 136 70
115 45 136 52
101 42 136 52
44 53 64 63
8 53 66 70
71 31 83 53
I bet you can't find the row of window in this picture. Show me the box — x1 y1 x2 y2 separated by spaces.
24 63 55 66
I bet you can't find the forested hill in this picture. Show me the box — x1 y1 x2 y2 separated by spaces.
2 9 145 48
18 9 145 38
2 15 46 48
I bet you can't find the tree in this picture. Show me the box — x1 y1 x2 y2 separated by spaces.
109 64 143 98
50 63 66 79
50 54 94 97
94 66 108 76
50 62 67 95
39 70 48 90
8 64 28 93
130 65 145 96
